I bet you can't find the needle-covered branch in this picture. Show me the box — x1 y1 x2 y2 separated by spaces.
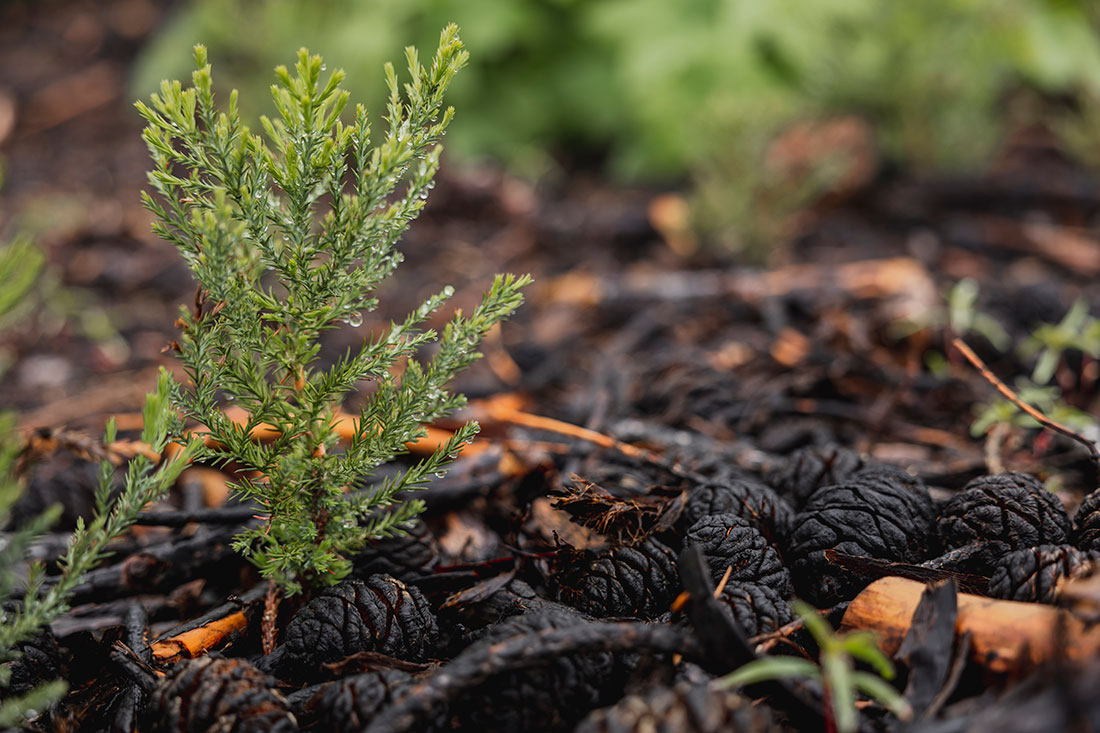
138 26 529 594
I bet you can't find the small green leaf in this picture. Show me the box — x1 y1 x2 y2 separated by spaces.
841 631 894 679
822 651 857 733
717 656 822 688
852 671 913 721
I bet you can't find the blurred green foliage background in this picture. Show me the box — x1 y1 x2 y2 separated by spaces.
134 0 1100 253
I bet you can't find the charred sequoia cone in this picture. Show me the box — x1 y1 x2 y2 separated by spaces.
1073 488 1100 552
4 626 62 698
788 471 936 606
854 465 931 499
297 668 416 732
557 538 680 618
681 479 794 547
576 682 775 733
765 444 867 510
987 545 1100 603
713 581 795 637
279 575 438 677
448 608 633 732
351 518 439 582
684 514 792 597
938 473 1070 551
143 656 296 733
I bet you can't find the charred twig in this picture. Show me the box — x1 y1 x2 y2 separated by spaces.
131 505 259 527
151 608 250 664
15 426 159 475
321 652 434 679
50 523 252 606
750 617 806 655
110 642 160 693
123 603 150 663
108 640 160 733
440 568 518 610
824 549 989 595
609 418 775 475
364 622 705 733
149 583 267 647
111 608 155 732
148 583 268 664
953 337 1100 482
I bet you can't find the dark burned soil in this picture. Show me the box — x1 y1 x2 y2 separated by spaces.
6 2 1100 732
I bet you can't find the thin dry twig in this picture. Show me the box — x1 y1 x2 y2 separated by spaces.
751 616 807 655
15 426 162 476
713 565 733 599
261 579 280 656
952 337 1100 482
476 395 662 463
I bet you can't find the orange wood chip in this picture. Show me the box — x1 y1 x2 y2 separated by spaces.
770 327 811 367
842 576 1100 675
150 609 249 664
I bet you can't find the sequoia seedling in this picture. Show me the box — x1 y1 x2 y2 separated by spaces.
138 27 529 593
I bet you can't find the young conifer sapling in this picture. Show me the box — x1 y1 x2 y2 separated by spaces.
137 26 529 594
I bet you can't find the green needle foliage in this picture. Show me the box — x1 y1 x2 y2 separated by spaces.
0 237 63 724
0 237 43 323
0 235 198 723
718 600 912 733
0 374 197 712
136 27 529 594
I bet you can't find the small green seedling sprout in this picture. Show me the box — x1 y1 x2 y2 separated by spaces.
718 600 912 733
137 27 529 594
1019 298 1100 385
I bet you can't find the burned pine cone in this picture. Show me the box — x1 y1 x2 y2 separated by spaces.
449 607 631 732
684 514 792 597
3 625 63 698
765 444 867 510
278 575 438 677
576 682 776 733
987 545 1100 603
854 465 930 498
351 518 439 582
1073 488 1100 553
557 538 680 619
143 656 296 733
938 473 1070 551
713 581 794 638
296 668 416 732
681 479 794 547
788 470 936 606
